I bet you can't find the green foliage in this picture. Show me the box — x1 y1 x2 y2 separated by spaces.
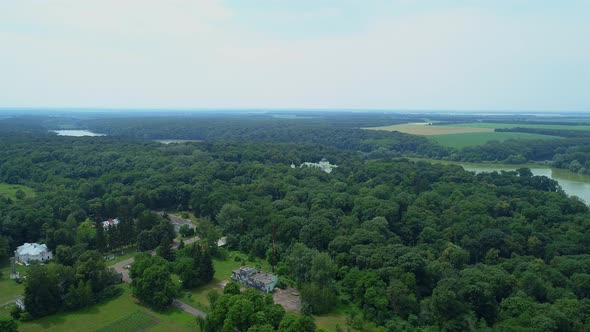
24 264 63 318
2 115 590 330
178 224 194 237
278 314 316 332
0 235 9 261
174 244 215 289
75 250 113 293
223 282 241 295
65 280 95 310
202 289 287 332
0 318 18 332
130 255 179 310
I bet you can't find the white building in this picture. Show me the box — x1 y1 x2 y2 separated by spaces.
300 158 338 173
102 218 120 229
15 243 52 265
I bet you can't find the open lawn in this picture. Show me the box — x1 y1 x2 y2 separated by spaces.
105 246 139 265
447 122 590 131
363 123 493 135
0 183 35 200
314 311 352 331
15 284 198 332
95 311 159 332
430 132 558 149
0 260 26 310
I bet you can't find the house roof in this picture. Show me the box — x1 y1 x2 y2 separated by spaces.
233 266 276 284
102 218 120 228
217 236 227 247
250 272 275 284
16 243 49 256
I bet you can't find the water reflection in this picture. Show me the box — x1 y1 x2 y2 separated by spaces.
461 164 590 204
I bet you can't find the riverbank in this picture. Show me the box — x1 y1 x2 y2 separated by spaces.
407 157 590 204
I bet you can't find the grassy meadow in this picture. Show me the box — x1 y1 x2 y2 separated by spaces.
15 284 198 332
0 183 35 200
0 260 26 311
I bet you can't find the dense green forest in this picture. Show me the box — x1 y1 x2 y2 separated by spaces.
2 119 590 331
85 115 450 158
84 114 590 174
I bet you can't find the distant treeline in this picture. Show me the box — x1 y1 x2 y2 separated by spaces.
85 116 451 158
495 127 590 138
3 130 590 330
5 113 590 174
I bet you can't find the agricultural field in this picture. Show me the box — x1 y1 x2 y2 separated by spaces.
364 122 493 135
0 183 35 200
15 284 198 332
431 132 558 149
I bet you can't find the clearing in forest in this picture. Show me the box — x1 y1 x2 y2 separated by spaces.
0 183 35 200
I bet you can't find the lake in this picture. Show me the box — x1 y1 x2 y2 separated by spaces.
51 130 105 137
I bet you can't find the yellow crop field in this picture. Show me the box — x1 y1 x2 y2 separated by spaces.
364 123 494 136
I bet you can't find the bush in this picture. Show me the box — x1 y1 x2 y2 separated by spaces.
216 248 229 261
0 318 18 332
9 305 22 320
19 312 32 322
224 282 241 295
97 286 123 302
300 282 337 315
207 290 220 309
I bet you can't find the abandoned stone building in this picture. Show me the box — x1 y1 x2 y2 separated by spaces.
231 266 278 293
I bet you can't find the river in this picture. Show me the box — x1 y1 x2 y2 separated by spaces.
413 159 590 204
461 163 590 204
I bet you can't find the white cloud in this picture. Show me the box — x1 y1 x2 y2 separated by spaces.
0 1 588 110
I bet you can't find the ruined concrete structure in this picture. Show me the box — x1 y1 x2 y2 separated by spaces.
231 266 278 293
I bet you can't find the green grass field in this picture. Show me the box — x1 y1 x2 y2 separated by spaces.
431 132 558 148
0 183 35 200
447 122 590 131
314 311 351 331
95 311 160 332
0 260 26 314
15 284 198 332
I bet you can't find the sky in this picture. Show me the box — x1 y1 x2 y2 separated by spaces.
0 0 589 111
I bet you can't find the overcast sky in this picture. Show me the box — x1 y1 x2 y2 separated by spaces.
1 0 589 111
